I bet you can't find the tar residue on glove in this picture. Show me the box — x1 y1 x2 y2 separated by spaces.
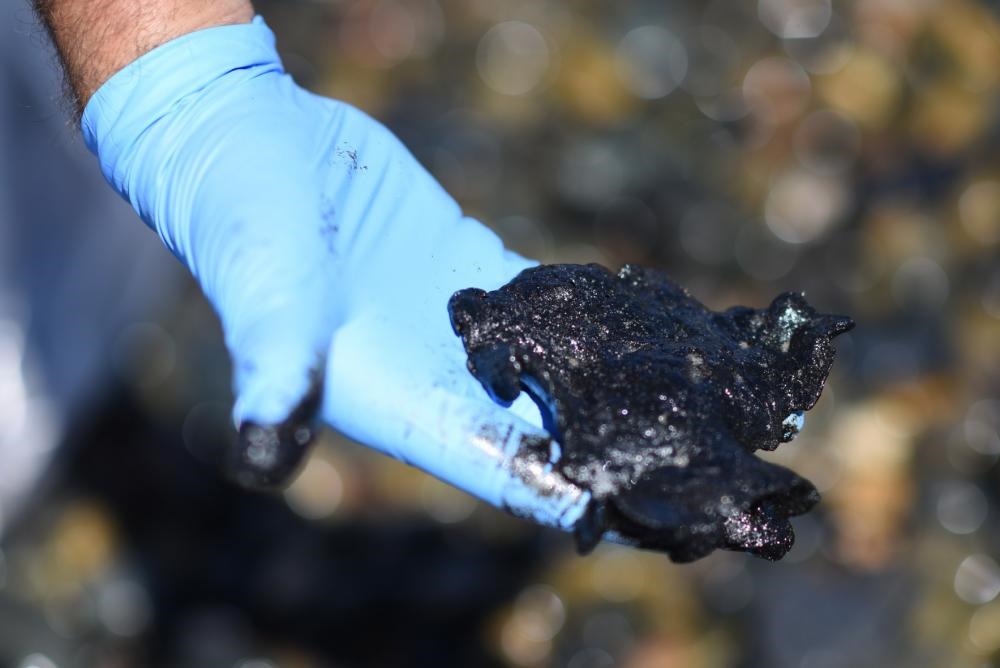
449 264 853 563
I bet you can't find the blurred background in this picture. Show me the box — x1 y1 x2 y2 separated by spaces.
3 0 1000 665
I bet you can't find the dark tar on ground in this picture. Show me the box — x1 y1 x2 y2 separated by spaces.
449 263 853 563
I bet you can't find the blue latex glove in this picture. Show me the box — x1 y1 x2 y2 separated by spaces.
82 17 588 531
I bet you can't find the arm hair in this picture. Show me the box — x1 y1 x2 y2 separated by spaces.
32 0 253 114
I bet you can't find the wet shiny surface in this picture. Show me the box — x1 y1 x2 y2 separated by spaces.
450 263 851 561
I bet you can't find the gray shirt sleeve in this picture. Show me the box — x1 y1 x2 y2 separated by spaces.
0 0 184 521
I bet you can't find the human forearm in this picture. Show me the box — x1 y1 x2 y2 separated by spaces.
34 0 253 111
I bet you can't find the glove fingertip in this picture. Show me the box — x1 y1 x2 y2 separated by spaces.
225 367 324 491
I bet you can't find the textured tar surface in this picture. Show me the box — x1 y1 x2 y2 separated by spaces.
449 264 853 562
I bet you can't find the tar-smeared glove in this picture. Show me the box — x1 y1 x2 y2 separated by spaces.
82 17 588 530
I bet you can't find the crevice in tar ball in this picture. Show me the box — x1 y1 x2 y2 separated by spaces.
448 263 853 563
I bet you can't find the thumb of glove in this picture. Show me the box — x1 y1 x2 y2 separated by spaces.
196 161 340 490
81 20 343 490
224 268 332 490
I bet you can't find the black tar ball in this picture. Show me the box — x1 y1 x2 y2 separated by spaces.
449 263 853 563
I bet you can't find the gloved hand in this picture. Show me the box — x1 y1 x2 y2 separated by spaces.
82 16 588 531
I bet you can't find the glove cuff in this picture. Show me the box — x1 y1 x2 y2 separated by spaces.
81 16 283 197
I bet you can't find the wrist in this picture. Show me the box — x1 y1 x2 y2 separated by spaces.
81 16 294 274
82 18 283 207
37 0 254 110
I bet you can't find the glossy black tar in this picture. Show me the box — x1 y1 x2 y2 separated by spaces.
225 367 324 492
449 264 853 563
